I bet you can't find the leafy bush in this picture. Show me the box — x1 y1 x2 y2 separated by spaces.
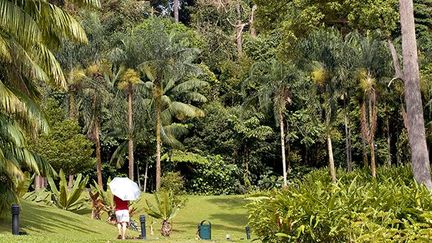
161 172 185 195
247 166 432 242
186 155 240 195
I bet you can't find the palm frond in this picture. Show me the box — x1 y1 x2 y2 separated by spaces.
0 34 11 61
67 0 101 9
33 43 66 88
109 141 128 168
0 0 41 48
184 92 207 103
169 102 204 120
29 0 88 44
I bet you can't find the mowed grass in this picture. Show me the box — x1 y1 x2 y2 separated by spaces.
0 194 251 242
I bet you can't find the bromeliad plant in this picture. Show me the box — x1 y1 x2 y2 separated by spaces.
143 190 182 237
47 170 89 211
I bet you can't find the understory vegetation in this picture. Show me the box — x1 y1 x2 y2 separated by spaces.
248 166 432 242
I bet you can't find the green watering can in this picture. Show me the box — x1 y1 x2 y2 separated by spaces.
198 220 211 240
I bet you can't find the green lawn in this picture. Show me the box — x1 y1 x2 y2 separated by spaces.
0 194 251 242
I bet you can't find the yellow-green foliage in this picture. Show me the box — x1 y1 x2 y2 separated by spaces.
357 68 376 92
311 66 327 86
247 166 432 242
118 68 141 90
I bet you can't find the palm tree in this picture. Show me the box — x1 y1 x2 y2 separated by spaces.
116 68 141 180
399 0 432 188
350 33 391 178
0 0 100 212
136 19 208 190
109 34 149 182
244 59 302 187
297 29 351 183
80 63 112 188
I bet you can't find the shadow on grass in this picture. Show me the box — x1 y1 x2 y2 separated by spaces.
208 213 248 228
0 202 100 235
205 197 248 209
180 220 245 234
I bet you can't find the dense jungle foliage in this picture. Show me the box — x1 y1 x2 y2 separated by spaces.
3 1 432 240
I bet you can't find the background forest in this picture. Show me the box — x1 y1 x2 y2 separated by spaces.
2 0 432 241
39 0 432 193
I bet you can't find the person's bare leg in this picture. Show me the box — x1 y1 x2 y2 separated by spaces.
121 222 127 239
117 223 122 239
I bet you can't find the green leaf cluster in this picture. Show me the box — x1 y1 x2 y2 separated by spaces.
47 170 89 211
247 166 432 242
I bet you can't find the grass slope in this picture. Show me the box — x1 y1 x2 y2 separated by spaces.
0 194 250 242
136 194 249 242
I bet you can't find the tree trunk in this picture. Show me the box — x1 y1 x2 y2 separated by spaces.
235 2 245 57
327 135 337 183
128 84 134 180
68 175 74 189
286 120 291 173
69 92 77 121
387 39 403 79
368 96 377 178
279 110 288 187
174 0 179 23
243 146 250 187
143 161 149 193
400 0 432 189
34 175 45 190
370 140 376 178
95 121 103 188
386 117 392 166
362 140 369 168
345 112 353 171
155 99 162 191
137 161 141 189
250 5 257 37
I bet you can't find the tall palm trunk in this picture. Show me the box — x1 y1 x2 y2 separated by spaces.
174 0 179 23
386 117 392 166
325 105 337 183
278 110 287 187
327 135 337 183
344 111 353 171
362 139 369 167
370 139 376 177
250 5 257 37
155 98 162 191
68 92 78 187
95 120 103 188
143 161 149 193
399 0 432 189
368 97 377 178
127 84 134 180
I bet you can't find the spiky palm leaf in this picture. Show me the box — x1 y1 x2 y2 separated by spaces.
0 0 100 213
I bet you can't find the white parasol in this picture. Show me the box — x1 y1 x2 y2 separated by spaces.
108 177 141 201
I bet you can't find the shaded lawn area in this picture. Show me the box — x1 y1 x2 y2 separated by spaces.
0 194 251 242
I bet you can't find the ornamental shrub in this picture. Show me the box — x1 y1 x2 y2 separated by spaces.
247 166 432 242
186 155 240 195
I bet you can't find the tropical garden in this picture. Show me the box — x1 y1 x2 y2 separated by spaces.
2 0 432 242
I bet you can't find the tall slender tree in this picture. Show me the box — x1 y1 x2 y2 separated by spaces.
116 68 141 180
399 0 432 188
133 19 208 191
81 63 112 188
244 59 302 187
